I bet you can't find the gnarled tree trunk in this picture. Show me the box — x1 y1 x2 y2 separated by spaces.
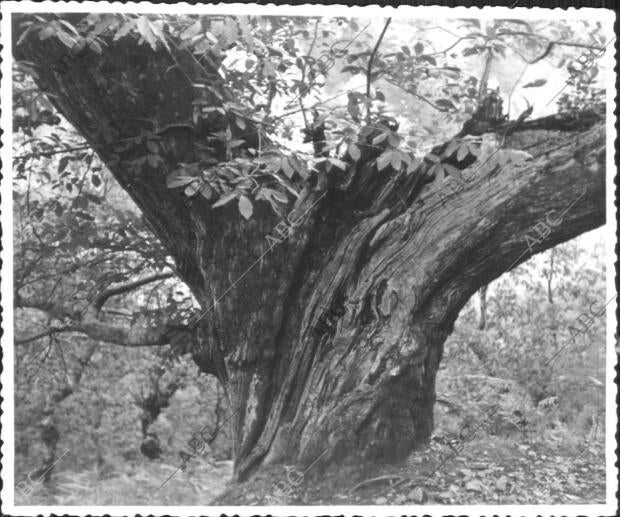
14 18 606 481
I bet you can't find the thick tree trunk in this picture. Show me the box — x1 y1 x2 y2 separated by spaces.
14 20 606 481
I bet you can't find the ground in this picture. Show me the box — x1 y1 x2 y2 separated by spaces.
214 433 605 505
23 432 603 506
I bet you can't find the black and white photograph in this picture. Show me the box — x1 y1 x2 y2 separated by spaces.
0 2 616 516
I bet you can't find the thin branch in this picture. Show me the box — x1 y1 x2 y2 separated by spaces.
477 49 494 102
383 78 451 113
299 18 320 129
497 31 607 65
16 326 75 345
351 475 403 493
365 17 392 123
15 318 192 348
13 143 93 161
93 272 175 312
420 35 476 58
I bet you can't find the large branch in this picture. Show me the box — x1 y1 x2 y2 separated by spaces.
461 109 603 137
355 122 605 336
430 125 605 315
15 273 188 347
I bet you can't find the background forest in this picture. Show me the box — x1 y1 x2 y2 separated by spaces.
9 11 611 506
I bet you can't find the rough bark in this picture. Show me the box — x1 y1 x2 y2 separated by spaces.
14 19 606 480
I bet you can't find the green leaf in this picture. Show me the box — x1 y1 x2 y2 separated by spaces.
146 154 160 168
261 187 288 204
136 16 157 50
348 142 361 161
407 157 422 174
377 151 392 171
347 92 361 122
149 20 170 50
166 174 196 188
146 140 159 153
390 152 402 170
399 151 412 165
238 195 253 220
431 164 445 188
114 21 136 41
457 144 470 162
341 65 364 74
56 30 76 48
267 46 283 58
372 132 388 145
89 39 103 54
444 140 459 157
38 27 56 40
57 156 71 174
328 158 347 171
184 181 202 197
388 133 400 148
200 184 213 200
435 99 456 111
194 38 210 54
181 21 202 40
463 47 481 57
468 143 481 157
414 42 424 55
228 139 245 149
523 79 548 88
443 163 462 180
262 61 276 77
212 191 238 208
281 157 294 178
288 153 307 178
271 190 289 203
59 20 80 36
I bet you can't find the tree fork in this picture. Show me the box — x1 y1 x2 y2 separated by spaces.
14 19 606 481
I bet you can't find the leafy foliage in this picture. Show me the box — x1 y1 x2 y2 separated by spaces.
14 15 607 222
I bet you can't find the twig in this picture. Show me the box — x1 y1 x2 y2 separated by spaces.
365 18 392 123
350 474 403 493
299 18 320 129
506 63 529 120
497 31 606 64
420 35 476 58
